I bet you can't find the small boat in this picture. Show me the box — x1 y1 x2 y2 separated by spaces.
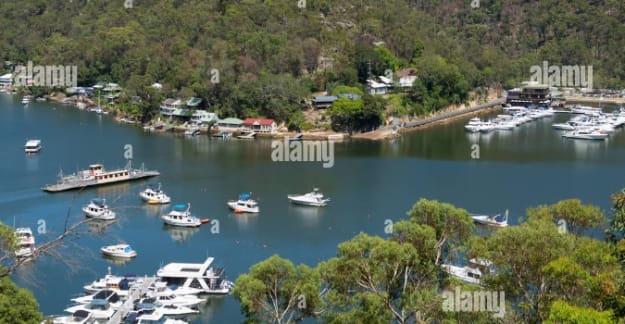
83 267 142 295
287 133 303 141
123 308 188 324
35 97 46 102
227 193 259 213
134 302 199 317
471 209 509 227
562 128 608 140
212 131 232 139
100 244 137 259
139 183 171 204
442 258 494 285
287 188 330 207
15 227 35 258
552 122 576 131
184 126 200 136
237 131 256 140
570 105 602 116
24 139 42 153
21 96 31 104
145 290 206 308
161 204 202 227
47 309 93 324
82 198 116 220
71 289 122 308
464 117 483 133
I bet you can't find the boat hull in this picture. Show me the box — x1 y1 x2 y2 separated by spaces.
287 197 328 207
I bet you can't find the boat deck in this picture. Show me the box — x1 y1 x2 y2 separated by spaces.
42 170 160 192
106 276 158 324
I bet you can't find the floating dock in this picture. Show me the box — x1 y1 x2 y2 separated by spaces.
107 276 158 324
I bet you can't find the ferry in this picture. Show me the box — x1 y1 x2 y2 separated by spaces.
42 161 159 193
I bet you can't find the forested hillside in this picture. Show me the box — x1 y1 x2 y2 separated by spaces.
1 0 624 123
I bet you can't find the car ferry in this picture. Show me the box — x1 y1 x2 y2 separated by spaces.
42 161 160 193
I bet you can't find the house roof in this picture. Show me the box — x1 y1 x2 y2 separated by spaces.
0 73 12 79
162 98 181 106
186 97 202 107
243 118 275 126
312 96 338 103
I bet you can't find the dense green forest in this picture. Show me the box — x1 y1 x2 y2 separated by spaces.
2 0 625 127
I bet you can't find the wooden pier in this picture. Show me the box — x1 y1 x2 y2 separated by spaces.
107 276 158 324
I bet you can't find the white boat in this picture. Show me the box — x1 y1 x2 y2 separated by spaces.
552 122 576 131
287 188 330 207
100 244 137 258
144 290 206 308
21 96 32 104
478 121 495 133
570 105 602 116
24 139 42 153
15 227 35 258
123 309 188 324
135 302 199 317
64 299 116 321
156 257 234 295
148 280 203 297
35 97 46 102
562 128 608 140
502 105 527 114
70 289 122 308
83 267 142 296
236 131 256 139
464 117 483 132
161 204 202 227
47 310 94 324
82 198 116 220
441 258 494 285
139 183 171 204
227 193 259 213
471 209 509 227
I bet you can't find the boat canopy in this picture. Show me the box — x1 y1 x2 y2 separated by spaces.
494 213 505 222
92 198 106 207
72 310 91 319
173 204 188 211
123 246 134 253
239 193 251 200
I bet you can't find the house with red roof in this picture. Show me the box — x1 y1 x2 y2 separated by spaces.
242 118 277 133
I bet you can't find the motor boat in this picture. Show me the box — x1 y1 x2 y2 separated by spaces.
148 280 203 297
71 289 122 308
64 299 116 321
441 258 495 285
227 193 259 213
156 257 234 295
100 244 137 259
562 128 608 140
471 209 509 227
139 183 171 204
144 290 206 308
47 310 93 324
161 204 202 227
82 198 116 220
15 227 36 258
83 267 142 296
464 117 483 133
21 95 32 105
287 188 330 207
123 308 188 324
24 139 42 153
237 131 256 140
134 301 199 317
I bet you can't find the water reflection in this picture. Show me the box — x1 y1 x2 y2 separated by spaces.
162 225 199 242
569 138 609 159
94 182 132 199
230 212 258 230
101 254 134 267
87 219 116 234
25 154 40 172
289 205 324 228
141 204 167 218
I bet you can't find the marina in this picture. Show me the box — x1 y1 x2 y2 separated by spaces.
3 94 625 322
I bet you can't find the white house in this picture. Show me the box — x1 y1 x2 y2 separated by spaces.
242 118 277 133
191 110 218 125
367 79 392 95
0 73 12 87
396 68 417 88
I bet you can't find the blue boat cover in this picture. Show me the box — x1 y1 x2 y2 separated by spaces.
173 204 187 210
494 213 504 222
239 193 250 200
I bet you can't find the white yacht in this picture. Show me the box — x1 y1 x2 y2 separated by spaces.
139 183 171 204
478 121 495 133
464 117 483 132
82 198 116 220
137 298 201 315
143 290 206 308
562 128 608 140
227 193 259 213
83 267 142 296
47 310 93 324
552 122 576 131
70 289 122 308
15 227 35 258
148 280 203 297
161 204 202 227
287 188 330 207
441 258 494 285
100 244 137 259
24 139 42 153
570 105 602 116
123 309 188 324
64 299 116 321
156 257 234 295
471 209 509 227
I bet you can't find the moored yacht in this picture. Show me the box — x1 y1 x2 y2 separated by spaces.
64 299 116 321
161 204 202 227
227 193 259 213
441 258 495 285
156 257 234 295
15 227 36 258
100 244 137 259
562 128 609 140
71 289 123 308
287 188 330 207
24 139 42 153
464 117 483 133
82 198 116 220
46 310 93 324
84 267 142 296
471 209 509 227
139 183 171 204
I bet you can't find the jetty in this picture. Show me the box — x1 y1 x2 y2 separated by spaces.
403 97 506 129
107 276 158 324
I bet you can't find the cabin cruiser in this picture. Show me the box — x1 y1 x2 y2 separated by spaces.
71 289 123 308
139 183 171 204
562 128 608 140
441 258 495 285
47 310 93 324
161 204 202 227
227 193 259 213
64 299 117 321
570 105 602 116
15 227 36 258
143 290 206 308
471 209 509 227
478 120 495 133
100 244 137 259
123 308 189 324
148 280 203 297
82 198 116 220
287 188 330 207
24 139 42 153
136 299 200 316
156 257 234 295
84 267 142 296
464 117 483 133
